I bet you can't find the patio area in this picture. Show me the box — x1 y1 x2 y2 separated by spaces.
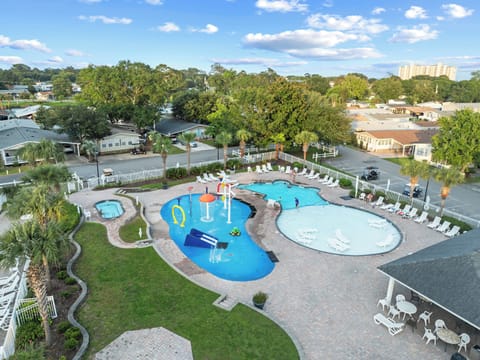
68 169 477 359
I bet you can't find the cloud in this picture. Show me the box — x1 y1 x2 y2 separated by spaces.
0 35 51 53
210 57 308 67
48 56 64 63
243 29 383 60
78 15 132 24
306 14 388 34
390 24 438 43
441 3 474 18
65 49 85 57
436 16 445 21
157 22 180 32
322 0 333 8
145 0 163 5
0 56 23 65
372 7 385 15
405 6 428 19
255 0 308 13
191 24 218 34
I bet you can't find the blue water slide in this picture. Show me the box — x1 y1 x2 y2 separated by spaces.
184 228 218 248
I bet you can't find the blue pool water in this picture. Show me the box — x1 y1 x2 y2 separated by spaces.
242 180 402 256
160 194 275 281
95 200 124 219
239 181 328 209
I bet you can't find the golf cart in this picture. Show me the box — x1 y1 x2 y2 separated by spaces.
403 183 423 198
361 166 380 181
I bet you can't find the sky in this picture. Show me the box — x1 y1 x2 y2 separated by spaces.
1 0 479 80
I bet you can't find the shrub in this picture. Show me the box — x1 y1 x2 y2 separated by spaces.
65 277 77 285
57 320 71 334
339 178 352 188
64 338 79 350
226 159 242 170
60 290 73 299
9 343 45 359
56 270 68 280
166 167 187 179
15 321 44 349
441 215 473 232
292 162 303 170
64 326 81 341
253 291 268 303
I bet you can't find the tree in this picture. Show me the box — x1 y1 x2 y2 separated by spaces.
16 142 39 166
177 132 196 175
149 132 172 181
0 220 68 345
236 129 251 158
215 131 232 169
334 74 369 101
432 110 480 173
271 133 286 160
52 72 72 99
21 164 71 192
372 77 403 103
433 166 465 216
81 140 98 162
399 159 430 200
37 139 65 164
294 131 318 161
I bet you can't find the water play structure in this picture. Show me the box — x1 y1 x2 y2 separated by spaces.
172 205 186 227
184 228 219 248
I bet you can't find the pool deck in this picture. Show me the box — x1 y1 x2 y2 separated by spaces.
68 171 456 360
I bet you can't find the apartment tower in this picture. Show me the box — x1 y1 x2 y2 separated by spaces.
398 63 456 80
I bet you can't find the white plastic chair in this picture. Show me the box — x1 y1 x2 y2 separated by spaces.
387 305 401 320
266 162 274 171
445 225 460 237
436 221 451 233
196 176 207 184
359 192 366 201
377 298 389 312
434 319 447 334
414 212 428 223
374 196 384 207
458 333 470 353
422 328 437 345
396 294 406 303
427 216 441 229
418 311 432 326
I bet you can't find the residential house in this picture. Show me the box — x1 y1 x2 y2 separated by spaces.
98 130 142 154
156 116 209 140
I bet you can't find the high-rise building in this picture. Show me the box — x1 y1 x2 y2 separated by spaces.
398 63 456 81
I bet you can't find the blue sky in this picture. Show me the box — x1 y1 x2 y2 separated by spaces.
1 0 479 80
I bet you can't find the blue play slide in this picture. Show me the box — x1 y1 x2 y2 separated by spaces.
184 228 218 248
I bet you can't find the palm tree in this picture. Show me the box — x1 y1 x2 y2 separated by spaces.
37 139 65 164
236 129 251 158
0 220 68 346
434 166 465 216
215 131 232 170
17 142 39 166
399 159 430 200
21 164 71 192
81 140 98 162
177 132 196 175
271 133 286 160
294 131 318 161
149 132 172 181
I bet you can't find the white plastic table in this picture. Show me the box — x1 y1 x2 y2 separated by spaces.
396 301 417 320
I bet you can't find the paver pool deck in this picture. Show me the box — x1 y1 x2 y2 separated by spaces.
68 171 457 360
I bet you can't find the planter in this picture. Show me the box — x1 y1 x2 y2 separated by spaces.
253 301 266 310
252 291 268 310
162 183 169 190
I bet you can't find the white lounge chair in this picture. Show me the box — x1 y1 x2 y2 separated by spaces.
435 221 451 233
380 203 393 211
308 173 320 180
414 212 428 224
328 179 339 188
388 202 401 213
255 165 263 174
376 234 395 248
318 174 329 183
266 162 274 171
373 313 405 336
196 176 207 184
320 176 332 184
397 204 411 216
405 207 417 219
373 196 384 207
285 166 292 174
208 173 219 181
304 170 315 178
247 166 253 173
203 173 212 182
444 225 460 237
427 216 441 229
261 164 270 172
298 168 308 176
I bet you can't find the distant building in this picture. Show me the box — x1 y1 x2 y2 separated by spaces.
398 63 456 81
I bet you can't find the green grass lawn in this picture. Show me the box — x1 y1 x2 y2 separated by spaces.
75 223 299 360
118 215 148 242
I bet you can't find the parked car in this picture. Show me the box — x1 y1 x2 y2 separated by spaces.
403 183 423 198
361 166 380 181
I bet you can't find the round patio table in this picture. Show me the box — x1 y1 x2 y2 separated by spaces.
437 328 460 352
396 301 417 319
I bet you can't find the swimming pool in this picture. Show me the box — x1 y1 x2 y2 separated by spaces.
241 180 402 255
160 194 275 281
95 200 124 219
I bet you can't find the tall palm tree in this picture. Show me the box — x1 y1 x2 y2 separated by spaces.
271 133 286 160
21 164 71 192
17 142 39 166
216 131 232 170
434 166 465 216
399 159 430 200
177 132 196 175
149 132 172 181
0 220 68 346
294 131 318 161
81 140 98 162
37 139 65 164
236 129 251 158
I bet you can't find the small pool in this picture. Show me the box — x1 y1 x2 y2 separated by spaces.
160 194 274 282
95 200 124 219
241 180 402 256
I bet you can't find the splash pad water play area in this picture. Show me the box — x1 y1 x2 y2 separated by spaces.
160 182 275 281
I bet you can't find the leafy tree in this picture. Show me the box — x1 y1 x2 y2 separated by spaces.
149 132 172 181
16 143 39 166
433 166 465 216
432 110 480 173
236 129 251 159
0 220 68 345
177 132 196 175
52 72 72 99
271 133 286 160
215 131 232 169
334 74 369 101
304 74 330 95
21 164 71 192
37 139 65 164
399 159 430 200
81 140 98 162
295 131 318 160
372 77 403 103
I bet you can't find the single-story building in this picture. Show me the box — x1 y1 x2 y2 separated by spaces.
156 116 209 140
99 131 142 154
378 228 480 331
0 119 80 165
355 128 438 160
